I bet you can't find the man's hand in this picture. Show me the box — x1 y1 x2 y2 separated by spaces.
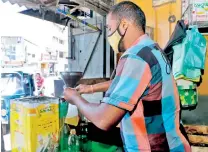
76 84 93 94
63 87 81 104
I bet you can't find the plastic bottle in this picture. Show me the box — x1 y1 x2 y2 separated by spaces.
79 121 91 152
68 129 80 152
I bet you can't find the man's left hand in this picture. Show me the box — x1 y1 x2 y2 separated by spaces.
63 87 80 104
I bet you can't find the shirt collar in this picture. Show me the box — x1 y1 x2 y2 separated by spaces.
121 34 153 57
131 34 149 47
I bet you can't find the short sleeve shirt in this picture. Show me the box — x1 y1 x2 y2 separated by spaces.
103 35 190 152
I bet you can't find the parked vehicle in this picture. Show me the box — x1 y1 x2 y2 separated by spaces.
1 71 35 151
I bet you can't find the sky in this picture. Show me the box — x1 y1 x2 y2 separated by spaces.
0 0 68 49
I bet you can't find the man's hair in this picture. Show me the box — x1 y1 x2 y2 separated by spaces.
109 1 146 32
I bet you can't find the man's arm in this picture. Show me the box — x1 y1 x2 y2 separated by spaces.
64 54 152 131
65 91 125 131
76 80 112 94
92 80 112 92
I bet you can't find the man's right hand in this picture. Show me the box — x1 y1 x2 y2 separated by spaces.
76 84 93 94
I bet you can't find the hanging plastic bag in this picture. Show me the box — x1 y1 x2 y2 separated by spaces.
172 26 207 81
184 27 207 69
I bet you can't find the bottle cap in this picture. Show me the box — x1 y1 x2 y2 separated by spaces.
70 129 76 135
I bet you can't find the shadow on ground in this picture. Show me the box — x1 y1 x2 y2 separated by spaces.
182 96 208 125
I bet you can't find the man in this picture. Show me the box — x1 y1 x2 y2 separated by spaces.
64 1 191 151
35 73 44 96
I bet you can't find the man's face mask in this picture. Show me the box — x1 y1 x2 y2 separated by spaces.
108 23 127 53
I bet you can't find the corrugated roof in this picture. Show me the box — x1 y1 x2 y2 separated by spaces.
1 0 113 15
1 0 113 25
0 0 27 12
1 0 45 10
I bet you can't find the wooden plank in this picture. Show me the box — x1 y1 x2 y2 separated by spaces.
191 146 208 152
188 135 208 145
184 125 208 135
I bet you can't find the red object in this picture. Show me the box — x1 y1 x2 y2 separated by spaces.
36 77 44 88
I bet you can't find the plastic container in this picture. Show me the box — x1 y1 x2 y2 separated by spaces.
176 79 198 110
65 104 79 126
10 96 59 152
59 100 68 119
59 100 69 152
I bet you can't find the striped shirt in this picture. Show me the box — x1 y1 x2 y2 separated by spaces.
103 35 191 152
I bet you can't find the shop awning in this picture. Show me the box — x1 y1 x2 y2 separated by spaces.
2 0 113 13
1 0 113 25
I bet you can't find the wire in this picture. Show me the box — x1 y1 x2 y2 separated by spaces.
161 52 171 74
154 44 171 75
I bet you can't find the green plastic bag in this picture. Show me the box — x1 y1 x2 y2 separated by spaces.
59 102 68 151
91 141 123 152
172 26 207 81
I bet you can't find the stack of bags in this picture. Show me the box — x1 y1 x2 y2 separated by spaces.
172 26 207 110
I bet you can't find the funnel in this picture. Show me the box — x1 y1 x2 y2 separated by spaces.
60 72 83 88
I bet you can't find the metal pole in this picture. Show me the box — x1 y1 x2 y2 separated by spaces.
68 23 73 71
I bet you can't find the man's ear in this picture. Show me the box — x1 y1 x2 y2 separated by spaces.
120 19 129 35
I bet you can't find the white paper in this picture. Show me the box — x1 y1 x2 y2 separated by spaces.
3 134 11 151
15 132 24 150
